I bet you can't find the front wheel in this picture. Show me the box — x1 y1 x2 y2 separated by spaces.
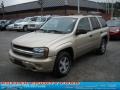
96 39 107 55
23 26 28 32
53 51 72 77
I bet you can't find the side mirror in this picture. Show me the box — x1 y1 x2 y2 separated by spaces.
76 29 88 35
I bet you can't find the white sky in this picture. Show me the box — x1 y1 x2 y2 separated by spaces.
0 0 119 7
0 0 37 6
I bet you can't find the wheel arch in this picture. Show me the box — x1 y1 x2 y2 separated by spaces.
56 47 74 61
102 35 109 43
23 25 28 27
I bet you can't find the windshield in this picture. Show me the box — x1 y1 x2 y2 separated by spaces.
23 17 31 22
15 19 23 23
31 17 38 22
40 17 77 34
0 21 6 25
107 20 120 27
6 20 11 24
30 17 46 22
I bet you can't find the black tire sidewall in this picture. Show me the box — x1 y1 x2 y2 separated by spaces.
23 26 28 31
53 51 72 77
99 39 107 54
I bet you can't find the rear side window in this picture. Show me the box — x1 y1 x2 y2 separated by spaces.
98 17 107 27
90 17 101 30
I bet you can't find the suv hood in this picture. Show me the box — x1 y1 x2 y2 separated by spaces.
13 32 66 47
15 22 29 25
8 24 14 27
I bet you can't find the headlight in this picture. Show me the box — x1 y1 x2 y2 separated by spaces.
33 47 49 58
116 29 120 32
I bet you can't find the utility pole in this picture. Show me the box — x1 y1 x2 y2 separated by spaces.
105 0 108 14
108 0 110 14
111 0 114 19
38 0 44 16
64 0 68 15
1 1 5 19
77 0 80 14
96 2 99 12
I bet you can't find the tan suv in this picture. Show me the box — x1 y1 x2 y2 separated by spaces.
9 15 109 77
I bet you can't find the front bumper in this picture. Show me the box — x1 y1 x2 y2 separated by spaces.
9 50 56 72
109 32 120 39
6 27 14 30
28 26 39 31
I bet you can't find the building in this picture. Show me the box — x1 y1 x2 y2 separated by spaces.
0 0 105 19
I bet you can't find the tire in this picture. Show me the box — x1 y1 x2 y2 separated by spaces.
53 51 72 77
17 30 20 32
96 39 107 55
23 26 28 32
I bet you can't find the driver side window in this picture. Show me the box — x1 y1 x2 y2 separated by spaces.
77 18 91 31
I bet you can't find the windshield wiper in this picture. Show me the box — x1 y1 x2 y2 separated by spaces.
39 29 65 34
47 30 65 34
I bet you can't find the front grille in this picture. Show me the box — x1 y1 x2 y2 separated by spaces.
30 24 35 27
13 50 32 57
13 44 33 51
12 44 33 57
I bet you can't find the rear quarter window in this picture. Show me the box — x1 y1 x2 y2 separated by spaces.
98 17 107 28
90 17 101 30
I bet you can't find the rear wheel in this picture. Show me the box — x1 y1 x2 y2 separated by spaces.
96 39 107 55
53 51 72 77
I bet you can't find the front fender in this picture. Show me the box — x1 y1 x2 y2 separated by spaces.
54 42 73 56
